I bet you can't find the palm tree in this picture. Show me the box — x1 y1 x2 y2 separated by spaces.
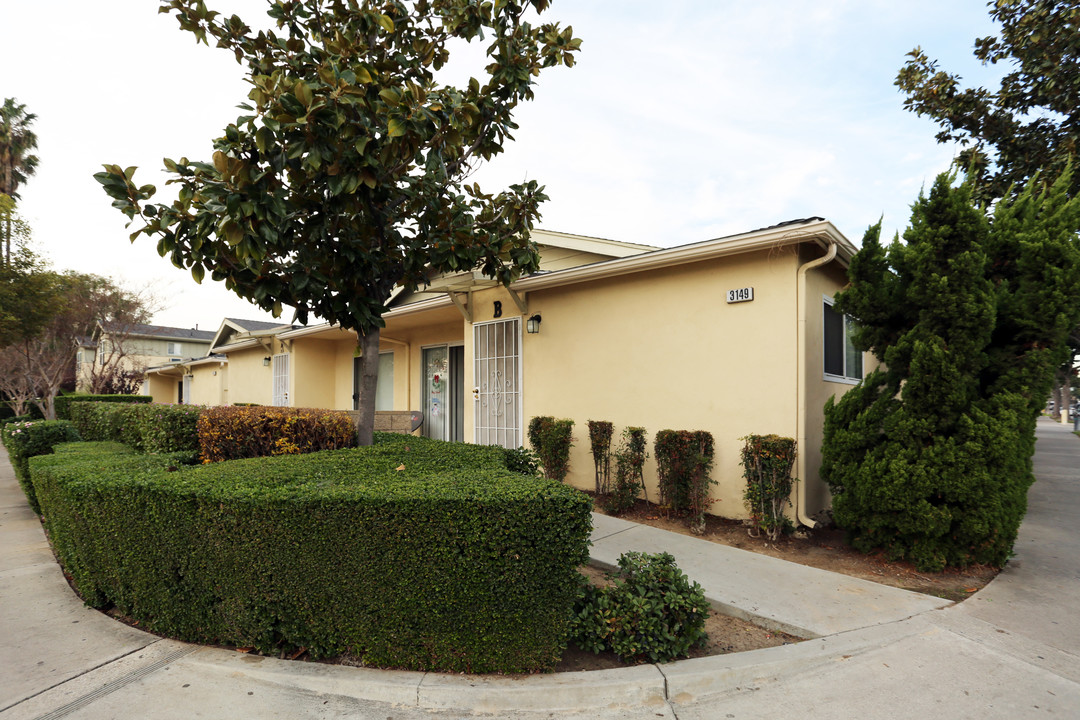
0 98 39 266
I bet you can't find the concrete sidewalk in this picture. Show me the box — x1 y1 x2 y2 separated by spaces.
591 514 949 638
2 420 1079 718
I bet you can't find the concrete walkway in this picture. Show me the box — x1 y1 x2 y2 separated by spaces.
1 419 1078 718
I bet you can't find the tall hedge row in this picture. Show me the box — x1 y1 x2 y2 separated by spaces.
69 402 201 454
55 394 151 421
29 435 592 673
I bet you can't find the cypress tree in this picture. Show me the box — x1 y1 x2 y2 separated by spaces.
822 171 1080 571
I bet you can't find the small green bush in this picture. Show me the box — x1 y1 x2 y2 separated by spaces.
569 552 710 663
29 438 591 673
655 430 716 532
527 416 575 481
600 427 648 515
198 406 357 462
2 420 82 513
502 446 542 477
588 420 614 494
741 434 797 541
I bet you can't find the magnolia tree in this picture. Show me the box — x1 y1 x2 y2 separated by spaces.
97 0 580 444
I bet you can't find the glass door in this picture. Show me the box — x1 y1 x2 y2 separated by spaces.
422 345 464 442
422 346 449 441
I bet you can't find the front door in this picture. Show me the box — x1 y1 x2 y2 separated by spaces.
473 317 521 449
422 345 464 442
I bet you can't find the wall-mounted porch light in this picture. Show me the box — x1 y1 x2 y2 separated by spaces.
526 314 542 334
263 356 271 366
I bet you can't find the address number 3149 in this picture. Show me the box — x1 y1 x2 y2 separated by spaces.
726 287 754 303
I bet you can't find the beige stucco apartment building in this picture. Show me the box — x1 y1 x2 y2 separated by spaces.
77 323 215 395
141 220 865 521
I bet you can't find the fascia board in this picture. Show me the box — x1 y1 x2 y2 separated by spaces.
211 338 262 353
182 355 227 367
276 322 341 340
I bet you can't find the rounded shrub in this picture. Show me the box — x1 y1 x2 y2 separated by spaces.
570 551 710 663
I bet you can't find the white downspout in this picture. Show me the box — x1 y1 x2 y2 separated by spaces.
795 241 838 529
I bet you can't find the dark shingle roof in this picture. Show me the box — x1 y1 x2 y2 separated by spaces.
224 318 294 332
103 323 215 342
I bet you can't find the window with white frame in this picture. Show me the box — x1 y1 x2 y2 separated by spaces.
823 297 863 382
167 342 182 356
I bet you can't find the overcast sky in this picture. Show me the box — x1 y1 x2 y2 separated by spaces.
2 1 1003 329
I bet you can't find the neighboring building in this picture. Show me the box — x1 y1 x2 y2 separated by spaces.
76 323 215 395
143 318 295 405
142 222 867 520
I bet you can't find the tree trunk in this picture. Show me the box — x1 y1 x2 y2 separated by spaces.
355 325 381 446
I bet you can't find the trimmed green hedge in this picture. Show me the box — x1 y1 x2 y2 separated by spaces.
69 402 201 454
55 394 151 421
29 435 592 673
1 420 82 513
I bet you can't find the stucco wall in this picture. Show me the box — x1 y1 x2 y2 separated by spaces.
219 240 859 521
290 339 337 409
489 248 805 518
187 362 226 406
143 373 182 404
332 340 357 409
226 346 273 406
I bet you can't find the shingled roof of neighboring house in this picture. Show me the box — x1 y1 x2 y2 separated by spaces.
101 322 215 342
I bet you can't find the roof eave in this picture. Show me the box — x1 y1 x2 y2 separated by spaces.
510 219 854 293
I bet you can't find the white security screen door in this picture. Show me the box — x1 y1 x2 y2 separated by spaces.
272 353 290 406
473 317 521 449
